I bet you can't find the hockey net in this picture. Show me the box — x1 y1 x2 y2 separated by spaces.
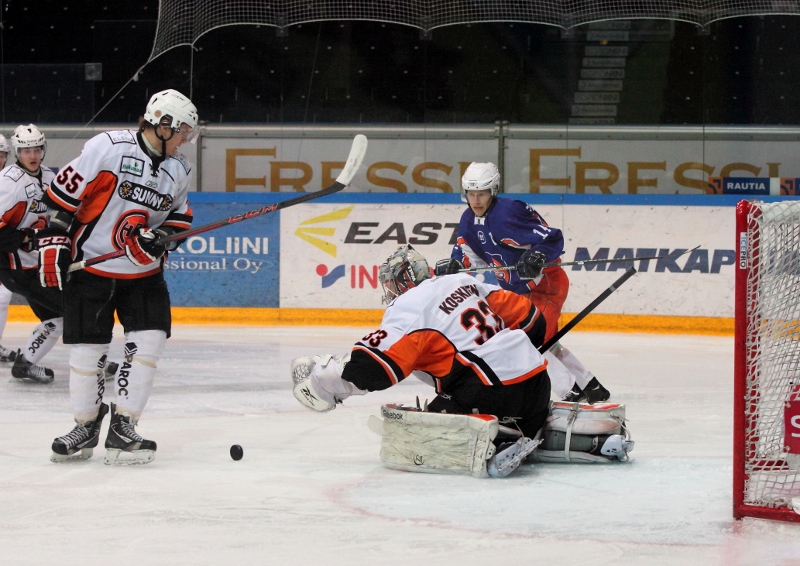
734 200 800 523
151 0 800 61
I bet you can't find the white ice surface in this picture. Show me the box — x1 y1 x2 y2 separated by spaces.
0 324 799 565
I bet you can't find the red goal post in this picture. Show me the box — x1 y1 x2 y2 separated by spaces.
734 199 800 522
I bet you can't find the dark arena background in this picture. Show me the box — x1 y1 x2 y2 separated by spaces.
1 0 797 126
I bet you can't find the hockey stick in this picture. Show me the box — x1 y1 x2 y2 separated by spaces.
459 245 699 275
67 134 368 273
538 266 637 353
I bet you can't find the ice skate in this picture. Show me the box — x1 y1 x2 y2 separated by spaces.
12 350 54 383
562 383 586 403
0 344 17 363
583 377 610 404
487 437 540 478
104 403 156 466
51 403 109 462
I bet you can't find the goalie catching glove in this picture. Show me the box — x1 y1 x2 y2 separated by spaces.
124 226 177 267
291 353 366 412
36 227 72 289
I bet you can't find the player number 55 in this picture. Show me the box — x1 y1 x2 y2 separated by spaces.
55 165 85 194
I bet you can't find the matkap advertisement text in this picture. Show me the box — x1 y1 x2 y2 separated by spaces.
280 203 735 318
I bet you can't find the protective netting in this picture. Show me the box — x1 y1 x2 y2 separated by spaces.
150 0 800 61
739 201 800 518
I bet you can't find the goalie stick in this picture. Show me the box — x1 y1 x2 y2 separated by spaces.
539 266 637 353
458 245 699 275
67 134 368 273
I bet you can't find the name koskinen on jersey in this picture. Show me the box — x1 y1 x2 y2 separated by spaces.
439 284 480 314
118 180 173 212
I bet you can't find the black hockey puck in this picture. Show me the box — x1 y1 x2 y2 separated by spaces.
230 444 243 461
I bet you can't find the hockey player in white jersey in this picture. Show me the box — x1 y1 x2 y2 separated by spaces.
0 133 19 364
0 125 65 382
41 89 197 465
292 245 553 477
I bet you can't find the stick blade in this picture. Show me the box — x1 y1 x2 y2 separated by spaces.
335 134 368 187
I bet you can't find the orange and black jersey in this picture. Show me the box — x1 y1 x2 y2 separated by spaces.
342 273 548 393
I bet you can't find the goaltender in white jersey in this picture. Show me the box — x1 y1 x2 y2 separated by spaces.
44 128 192 278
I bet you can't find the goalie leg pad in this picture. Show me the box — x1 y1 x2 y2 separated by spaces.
531 401 634 463
373 404 501 478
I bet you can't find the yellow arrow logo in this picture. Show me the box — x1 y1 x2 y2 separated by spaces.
294 205 354 258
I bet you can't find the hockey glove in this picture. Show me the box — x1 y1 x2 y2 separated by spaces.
36 227 72 289
434 258 464 276
516 249 547 280
124 227 169 267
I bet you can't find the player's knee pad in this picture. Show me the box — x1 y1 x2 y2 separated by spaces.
124 330 167 367
70 343 110 376
531 401 634 464
368 404 525 478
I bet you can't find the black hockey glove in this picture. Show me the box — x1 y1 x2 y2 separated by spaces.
434 258 464 276
516 249 547 280
124 227 169 267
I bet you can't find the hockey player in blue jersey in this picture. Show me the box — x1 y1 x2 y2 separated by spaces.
435 162 610 404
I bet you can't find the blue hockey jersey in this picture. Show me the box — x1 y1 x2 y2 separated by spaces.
450 197 564 294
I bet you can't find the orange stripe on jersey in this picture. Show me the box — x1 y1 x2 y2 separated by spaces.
353 345 401 385
74 171 119 225
85 264 162 279
454 352 493 386
384 330 457 378
499 238 526 249
502 360 548 385
485 288 539 331
1 201 30 230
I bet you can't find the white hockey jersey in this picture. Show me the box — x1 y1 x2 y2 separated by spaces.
351 273 547 388
45 129 193 278
0 164 56 269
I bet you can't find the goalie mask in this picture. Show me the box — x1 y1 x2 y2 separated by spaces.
379 245 432 302
461 162 500 202
11 124 46 158
144 89 199 144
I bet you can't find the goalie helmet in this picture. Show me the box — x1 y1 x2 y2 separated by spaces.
461 162 500 202
143 89 199 143
379 245 432 302
11 124 46 157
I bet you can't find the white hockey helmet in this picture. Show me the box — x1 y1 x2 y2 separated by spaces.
379 244 432 302
11 124 46 157
0 135 10 154
461 162 500 202
143 89 199 143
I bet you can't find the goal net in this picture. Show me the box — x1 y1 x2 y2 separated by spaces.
735 200 800 523
151 0 800 62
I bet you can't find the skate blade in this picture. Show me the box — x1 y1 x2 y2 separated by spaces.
104 448 155 466
13 374 54 384
50 448 94 463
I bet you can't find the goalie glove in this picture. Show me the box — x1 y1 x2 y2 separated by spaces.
36 227 72 289
291 353 364 412
124 227 169 267
434 258 463 276
516 249 547 280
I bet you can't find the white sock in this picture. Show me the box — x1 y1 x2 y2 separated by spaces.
69 343 110 423
24 318 63 364
551 342 595 389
